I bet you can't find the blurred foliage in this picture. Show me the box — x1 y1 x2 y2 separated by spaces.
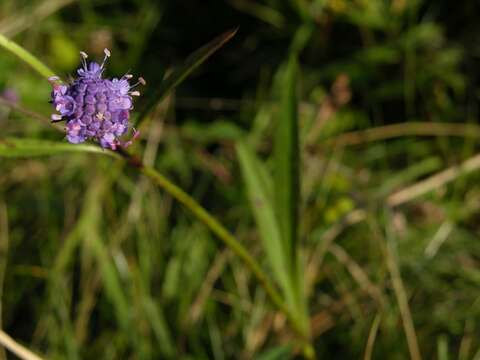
1 0 480 359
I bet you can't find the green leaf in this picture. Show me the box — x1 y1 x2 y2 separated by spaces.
236 140 290 300
0 138 119 158
84 208 131 331
254 345 292 360
228 0 285 28
273 56 309 335
274 56 300 271
141 297 175 357
79 180 131 331
137 28 238 126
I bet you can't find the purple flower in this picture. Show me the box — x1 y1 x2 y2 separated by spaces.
49 49 145 150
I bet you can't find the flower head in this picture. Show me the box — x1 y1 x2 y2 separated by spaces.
49 49 145 150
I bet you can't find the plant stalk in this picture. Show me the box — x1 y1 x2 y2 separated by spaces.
135 159 308 339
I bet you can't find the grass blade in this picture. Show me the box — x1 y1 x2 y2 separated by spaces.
136 28 238 126
141 297 175 357
274 56 300 270
236 140 290 300
0 138 120 158
273 57 310 336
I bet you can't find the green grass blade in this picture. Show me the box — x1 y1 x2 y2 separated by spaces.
274 56 300 270
0 138 120 158
236 140 290 299
85 231 131 331
136 28 238 126
141 297 175 357
273 56 310 338
139 164 296 334
254 345 292 360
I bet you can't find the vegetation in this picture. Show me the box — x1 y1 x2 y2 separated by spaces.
0 0 479 359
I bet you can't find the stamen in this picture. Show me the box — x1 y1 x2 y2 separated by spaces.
80 51 88 70
48 76 60 82
130 91 140 96
101 48 111 69
130 77 147 89
124 74 133 80
51 114 63 122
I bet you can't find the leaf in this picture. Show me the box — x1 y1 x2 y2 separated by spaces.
86 229 131 330
141 297 175 357
236 140 291 299
136 28 238 126
228 0 285 28
0 138 119 158
274 56 300 271
254 345 292 360
272 56 309 334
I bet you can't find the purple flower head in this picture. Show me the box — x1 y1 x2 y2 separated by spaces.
49 49 145 150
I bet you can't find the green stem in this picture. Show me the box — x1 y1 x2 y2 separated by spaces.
0 34 56 78
141 164 315 356
139 164 306 337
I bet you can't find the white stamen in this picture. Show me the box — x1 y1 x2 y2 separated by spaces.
101 48 111 69
48 76 60 82
130 77 146 89
130 91 140 96
124 74 133 79
96 113 105 120
51 114 62 121
79 51 89 70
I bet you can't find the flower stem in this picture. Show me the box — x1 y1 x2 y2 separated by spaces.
116 147 311 341
0 329 44 360
139 163 315 355
0 34 56 79
139 164 306 334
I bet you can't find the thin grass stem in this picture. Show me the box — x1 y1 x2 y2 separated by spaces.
138 163 306 337
384 211 422 360
0 330 44 360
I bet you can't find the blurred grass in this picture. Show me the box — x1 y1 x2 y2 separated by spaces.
1 0 480 359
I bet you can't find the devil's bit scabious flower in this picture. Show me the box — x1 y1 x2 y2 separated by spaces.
49 49 144 150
